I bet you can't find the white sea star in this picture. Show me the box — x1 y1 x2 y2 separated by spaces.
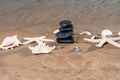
84 29 120 48
84 35 120 48
23 36 54 44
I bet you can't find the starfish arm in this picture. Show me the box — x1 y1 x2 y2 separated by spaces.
107 38 120 48
96 39 107 47
35 39 42 44
23 36 46 40
39 39 54 42
84 38 102 43
110 37 120 41
37 36 46 39
23 40 34 44
23 36 53 44
23 38 36 40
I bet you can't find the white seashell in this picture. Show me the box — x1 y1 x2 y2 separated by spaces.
53 29 60 34
101 29 113 36
118 32 120 36
0 35 21 50
28 41 55 54
79 31 92 35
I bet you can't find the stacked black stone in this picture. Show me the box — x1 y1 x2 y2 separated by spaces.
56 20 74 43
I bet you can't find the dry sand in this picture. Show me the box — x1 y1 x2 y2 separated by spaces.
0 29 120 80
0 0 120 80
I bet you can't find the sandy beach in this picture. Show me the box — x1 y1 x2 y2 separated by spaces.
0 29 120 80
0 0 120 80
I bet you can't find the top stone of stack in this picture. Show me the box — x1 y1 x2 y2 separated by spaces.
59 20 73 28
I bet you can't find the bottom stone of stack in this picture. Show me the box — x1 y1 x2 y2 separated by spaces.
56 37 74 43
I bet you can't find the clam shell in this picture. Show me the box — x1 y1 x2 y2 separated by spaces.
101 29 112 36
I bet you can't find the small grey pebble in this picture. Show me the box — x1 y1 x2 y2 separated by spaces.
73 46 82 52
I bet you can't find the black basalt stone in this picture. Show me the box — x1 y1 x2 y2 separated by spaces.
59 26 73 32
59 20 72 28
56 31 73 39
57 37 74 43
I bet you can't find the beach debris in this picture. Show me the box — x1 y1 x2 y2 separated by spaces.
23 36 54 44
101 29 112 36
84 29 120 48
73 46 82 52
79 31 92 35
0 35 22 50
57 45 65 49
28 41 55 54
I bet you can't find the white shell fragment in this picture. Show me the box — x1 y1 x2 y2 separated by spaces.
84 30 120 48
79 31 92 35
118 32 120 36
101 29 113 36
28 41 55 54
23 36 54 44
53 29 60 34
0 35 21 50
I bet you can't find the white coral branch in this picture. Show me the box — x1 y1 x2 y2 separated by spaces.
28 41 55 54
